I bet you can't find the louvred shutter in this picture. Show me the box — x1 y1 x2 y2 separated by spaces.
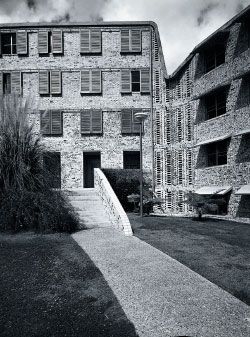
11 72 21 94
40 110 51 135
39 71 49 94
91 110 102 134
81 110 91 134
140 69 150 93
121 29 130 52
38 31 49 54
121 69 131 93
0 73 3 95
81 70 90 93
80 29 90 53
52 30 63 54
132 109 141 133
50 70 61 94
91 70 101 93
91 29 101 53
131 29 141 52
121 109 132 133
17 31 27 55
51 110 62 135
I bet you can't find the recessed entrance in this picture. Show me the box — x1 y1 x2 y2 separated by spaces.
83 152 101 188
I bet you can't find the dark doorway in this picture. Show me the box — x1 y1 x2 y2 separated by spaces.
43 152 61 188
83 152 101 188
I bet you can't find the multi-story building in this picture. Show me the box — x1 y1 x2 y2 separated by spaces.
0 21 167 189
1 5 249 221
156 5 250 220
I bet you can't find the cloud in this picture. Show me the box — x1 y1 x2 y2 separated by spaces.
197 2 220 26
0 0 249 72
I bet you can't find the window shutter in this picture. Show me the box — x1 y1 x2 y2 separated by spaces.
91 29 101 53
92 110 102 133
39 71 49 94
50 70 61 94
0 34 1 56
51 110 62 135
121 69 131 93
0 73 3 95
132 109 142 133
121 109 132 133
52 30 63 54
121 29 130 52
17 31 27 55
40 110 51 135
38 31 49 54
80 70 90 93
80 29 90 53
91 70 101 93
81 110 91 134
11 72 21 94
141 69 150 93
131 29 141 52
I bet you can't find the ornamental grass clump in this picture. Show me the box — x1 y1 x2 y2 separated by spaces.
0 95 79 232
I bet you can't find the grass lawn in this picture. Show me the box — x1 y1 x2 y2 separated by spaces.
129 214 250 306
0 232 138 337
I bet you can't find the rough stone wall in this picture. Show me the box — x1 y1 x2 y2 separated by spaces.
0 25 158 189
157 19 250 220
193 21 250 220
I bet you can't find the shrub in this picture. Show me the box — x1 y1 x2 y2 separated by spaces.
0 95 79 233
102 169 141 211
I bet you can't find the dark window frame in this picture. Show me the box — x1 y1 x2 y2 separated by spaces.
206 139 229 167
204 46 226 73
3 73 11 94
1 33 17 55
204 89 227 120
131 70 141 92
123 151 140 169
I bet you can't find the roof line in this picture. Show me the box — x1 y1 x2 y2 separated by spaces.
168 4 250 78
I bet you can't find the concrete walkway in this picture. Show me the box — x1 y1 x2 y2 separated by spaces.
72 228 250 337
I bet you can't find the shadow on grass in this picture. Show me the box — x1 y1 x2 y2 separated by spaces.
0 233 138 337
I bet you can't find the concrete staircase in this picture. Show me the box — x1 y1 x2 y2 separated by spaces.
67 188 112 229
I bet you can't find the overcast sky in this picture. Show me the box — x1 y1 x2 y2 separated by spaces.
0 0 250 73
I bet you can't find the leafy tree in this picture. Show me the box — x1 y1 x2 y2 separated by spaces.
183 191 227 220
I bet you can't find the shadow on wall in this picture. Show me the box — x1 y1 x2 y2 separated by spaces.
236 195 250 218
236 134 250 163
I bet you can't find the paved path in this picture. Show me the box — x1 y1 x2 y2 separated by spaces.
72 228 250 337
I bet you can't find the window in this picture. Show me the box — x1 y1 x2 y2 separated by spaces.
204 46 225 73
80 69 102 94
39 70 61 95
40 110 63 136
80 29 102 53
237 76 250 108
206 139 229 167
1 33 16 54
123 151 140 169
38 30 63 54
81 110 102 134
0 31 28 55
3 73 11 94
131 71 140 92
43 152 61 188
121 29 141 53
0 72 22 95
204 89 227 119
235 21 250 56
121 69 150 93
121 109 149 134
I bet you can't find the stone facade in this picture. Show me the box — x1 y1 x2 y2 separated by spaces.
0 22 167 189
157 6 250 220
